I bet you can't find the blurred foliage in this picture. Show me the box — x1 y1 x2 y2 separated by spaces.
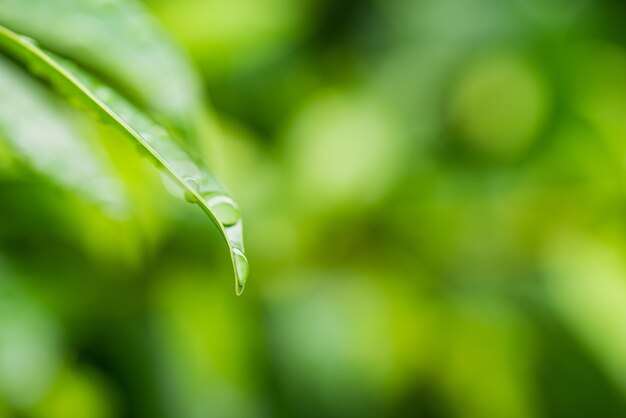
0 0 626 417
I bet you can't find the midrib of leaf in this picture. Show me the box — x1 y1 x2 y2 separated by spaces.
0 24 249 295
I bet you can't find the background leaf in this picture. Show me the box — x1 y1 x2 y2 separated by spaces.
0 0 202 132
0 54 126 213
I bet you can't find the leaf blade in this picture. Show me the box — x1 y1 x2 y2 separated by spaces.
0 24 249 295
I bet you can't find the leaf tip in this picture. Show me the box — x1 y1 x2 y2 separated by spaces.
232 247 249 296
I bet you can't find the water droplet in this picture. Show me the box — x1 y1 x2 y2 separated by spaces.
151 127 168 137
183 178 200 203
95 86 112 101
19 36 37 45
183 191 197 203
205 195 241 227
232 248 249 295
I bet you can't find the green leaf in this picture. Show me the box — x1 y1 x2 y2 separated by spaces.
0 24 249 295
0 54 126 214
0 0 202 129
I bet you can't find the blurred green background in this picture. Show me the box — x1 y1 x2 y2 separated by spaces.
1 0 626 417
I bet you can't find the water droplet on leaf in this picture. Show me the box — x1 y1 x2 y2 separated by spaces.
183 178 200 203
19 36 36 45
232 248 249 296
206 195 241 227
95 86 113 101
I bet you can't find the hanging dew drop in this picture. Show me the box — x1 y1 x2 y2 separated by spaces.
232 248 249 295
206 195 241 227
